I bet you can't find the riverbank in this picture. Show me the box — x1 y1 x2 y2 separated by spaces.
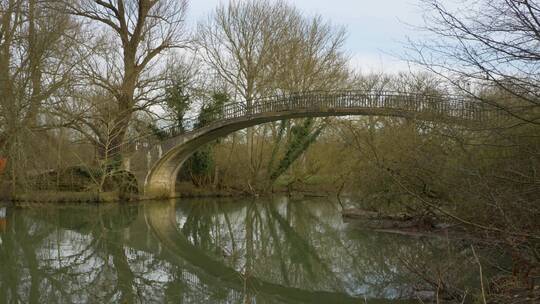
7 191 130 203
0 181 336 203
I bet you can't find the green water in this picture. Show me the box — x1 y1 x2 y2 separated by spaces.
0 197 480 303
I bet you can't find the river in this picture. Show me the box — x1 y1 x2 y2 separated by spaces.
0 197 484 303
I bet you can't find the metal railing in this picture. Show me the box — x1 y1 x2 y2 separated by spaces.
131 90 498 147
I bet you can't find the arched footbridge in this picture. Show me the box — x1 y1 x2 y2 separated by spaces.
126 90 502 196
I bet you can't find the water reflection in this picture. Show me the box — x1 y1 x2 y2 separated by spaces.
0 198 478 303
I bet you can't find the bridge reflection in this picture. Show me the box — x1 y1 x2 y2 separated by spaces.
0 198 479 303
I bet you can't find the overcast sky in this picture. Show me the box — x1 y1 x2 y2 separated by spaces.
187 0 429 73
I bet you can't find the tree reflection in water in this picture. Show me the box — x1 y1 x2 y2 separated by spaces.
0 198 481 303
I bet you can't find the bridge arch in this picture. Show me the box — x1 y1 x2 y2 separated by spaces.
141 90 494 196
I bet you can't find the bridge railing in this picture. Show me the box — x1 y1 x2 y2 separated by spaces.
129 90 498 148
244 91 490 121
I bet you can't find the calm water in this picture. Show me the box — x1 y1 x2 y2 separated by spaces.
0 197 481 303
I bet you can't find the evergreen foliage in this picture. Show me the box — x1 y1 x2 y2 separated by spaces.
269 118 325 182
181 92 230 186
165 74 192 132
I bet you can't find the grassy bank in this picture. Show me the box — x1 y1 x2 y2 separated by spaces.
8 191 132 203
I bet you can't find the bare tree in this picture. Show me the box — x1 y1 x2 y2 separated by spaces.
61 0 189 162
0 0 80 191
403 3 540 299
271 15 349 92
408 0 540 123
197 0 350 189
196 0 294 103
264 15 350 187
196 0 297 181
